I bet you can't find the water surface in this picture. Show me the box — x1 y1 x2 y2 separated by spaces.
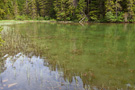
0 22 135 90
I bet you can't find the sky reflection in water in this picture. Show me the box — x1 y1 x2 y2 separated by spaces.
0 53 85 90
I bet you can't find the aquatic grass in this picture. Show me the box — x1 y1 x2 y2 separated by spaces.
0 27 42 57
13 68 17 78
1 23 135 89
0 27 4 47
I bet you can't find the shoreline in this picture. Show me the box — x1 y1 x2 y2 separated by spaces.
0 20 134 25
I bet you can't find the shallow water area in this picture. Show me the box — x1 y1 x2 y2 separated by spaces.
0 53 84 90
0 22 135 90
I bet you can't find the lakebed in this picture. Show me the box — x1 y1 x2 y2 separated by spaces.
0 21 135 90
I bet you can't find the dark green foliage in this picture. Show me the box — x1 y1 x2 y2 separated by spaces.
116 12 124 22
15 15 30 20
75 0 87 21
23 0 37 19
44 16 50 20
13 0 19 18
38 0 55 18
54 0 75 21
127 0 135 20
0 0 135 22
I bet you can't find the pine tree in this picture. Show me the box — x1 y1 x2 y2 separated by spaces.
65 0 75 20
38 0 54 18
13 0 19 18
114 0 122 18
127 0 135 20
54 0 67 20
54 0 75 20
105 0 116 22
89 0 100 21
3 0 13 19
75 0 87 21
23 0 30 15
105 0 115 13
0 0 5 19
29 0 37 19
0 0 135 22
17 0 26 15
23 0 37 19
38 0 46 17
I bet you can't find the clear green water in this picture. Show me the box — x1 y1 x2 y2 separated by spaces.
0 22 135 90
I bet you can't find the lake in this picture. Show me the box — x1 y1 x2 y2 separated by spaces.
0 22 135 90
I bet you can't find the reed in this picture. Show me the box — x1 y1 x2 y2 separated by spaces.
0 27 42 57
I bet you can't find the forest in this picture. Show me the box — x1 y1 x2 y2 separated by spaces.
0 0 135 22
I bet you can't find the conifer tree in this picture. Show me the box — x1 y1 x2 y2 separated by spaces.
17 0 26 15
105 0 115 13
54 0 75 20
3 0 13 19
75 0 87 21
114 0 122 17
24 0 37 19
37 0 54 18
89 0 100 21
127 0 135 19
13 0 19 18
0 0 5 19
29 0 37 19
0 0 135 22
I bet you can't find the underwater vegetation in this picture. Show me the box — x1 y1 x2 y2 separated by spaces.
0 22 135 90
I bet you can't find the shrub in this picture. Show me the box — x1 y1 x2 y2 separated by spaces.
37 16 44 20
50 19 56 21
15 15 30 20
105 11 116 22
116 12 124 22
44 16 50 20
66 17 70 21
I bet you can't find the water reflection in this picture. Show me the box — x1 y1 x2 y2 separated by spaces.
1 23 135 90
0 53 85 90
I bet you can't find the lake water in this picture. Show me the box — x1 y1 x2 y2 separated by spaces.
0 22 135 90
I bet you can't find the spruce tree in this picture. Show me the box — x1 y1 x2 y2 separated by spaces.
13 0 19 18
0 0 5 19
54 0 75 20
23 0 37 19
114 0 122 17
75 0 87 21
127 0 135 20
105 0 116 22
89 0 100 21
37 0 54 18
105 0 115 13
29 0 37 19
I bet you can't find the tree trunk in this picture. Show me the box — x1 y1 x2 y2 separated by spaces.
73 0 77 7
124 12 128 22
